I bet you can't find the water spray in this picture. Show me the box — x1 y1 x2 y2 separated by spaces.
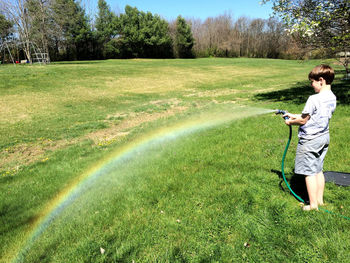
11 105 282 262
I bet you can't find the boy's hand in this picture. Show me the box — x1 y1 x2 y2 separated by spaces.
283 112 296 126
283 113 309 126
285 119 291 126
283 113 295 119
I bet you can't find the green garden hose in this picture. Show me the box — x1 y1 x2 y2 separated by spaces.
281 125 305 203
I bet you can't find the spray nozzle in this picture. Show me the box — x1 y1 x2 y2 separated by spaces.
275 109 289 120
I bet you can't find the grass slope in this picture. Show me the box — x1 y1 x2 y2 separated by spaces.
0 58 349 262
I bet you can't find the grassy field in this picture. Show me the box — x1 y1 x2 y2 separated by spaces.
1 58 350 262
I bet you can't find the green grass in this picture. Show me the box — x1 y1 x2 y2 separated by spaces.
1 58 350 262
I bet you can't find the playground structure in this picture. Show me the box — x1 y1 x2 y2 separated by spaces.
0 40 50 65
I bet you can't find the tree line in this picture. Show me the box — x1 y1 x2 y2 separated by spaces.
1 0 347 64
187 14 297 59
0 0 194 62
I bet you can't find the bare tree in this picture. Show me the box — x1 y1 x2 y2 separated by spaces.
189 12 240 57
187 18 203 55
27 0 51 61
265 18 285 58
234 17 250 57
0 0 32 62
249 19 266 57
213 13 239 57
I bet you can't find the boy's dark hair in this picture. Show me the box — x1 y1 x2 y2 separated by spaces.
308 64 335 85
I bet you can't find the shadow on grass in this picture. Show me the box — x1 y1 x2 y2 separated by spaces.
272 169 309 203
254 77 350 105
0 203 39 236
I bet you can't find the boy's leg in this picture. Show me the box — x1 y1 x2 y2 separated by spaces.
316 171 325 205
305 175 318 210
315 134 328 206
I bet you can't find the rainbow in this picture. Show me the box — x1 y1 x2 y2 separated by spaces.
11 106 273 262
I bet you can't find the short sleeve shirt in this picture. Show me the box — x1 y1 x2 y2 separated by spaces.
298 90 336 140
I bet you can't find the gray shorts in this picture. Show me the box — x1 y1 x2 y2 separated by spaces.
295 133 330 176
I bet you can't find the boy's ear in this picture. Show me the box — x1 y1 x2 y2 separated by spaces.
319 77 325 85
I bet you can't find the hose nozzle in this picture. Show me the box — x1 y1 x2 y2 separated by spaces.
275 109 289 120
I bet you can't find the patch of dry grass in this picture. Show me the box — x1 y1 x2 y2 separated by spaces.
0 100 188 173
0 58 313 176
184 88 239 98
104 65 270 93
0 62 276 125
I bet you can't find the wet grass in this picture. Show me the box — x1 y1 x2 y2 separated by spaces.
1 58 349 262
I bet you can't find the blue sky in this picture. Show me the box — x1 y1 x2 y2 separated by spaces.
84 0 274 21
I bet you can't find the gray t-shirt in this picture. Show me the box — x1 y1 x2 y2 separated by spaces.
298 90 336 140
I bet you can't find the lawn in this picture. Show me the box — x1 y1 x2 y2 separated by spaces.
1 58 349 262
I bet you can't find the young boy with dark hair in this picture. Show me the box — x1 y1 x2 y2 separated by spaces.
284 64 336 210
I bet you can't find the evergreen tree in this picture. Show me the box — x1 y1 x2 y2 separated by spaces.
116 5 173 58
175 16 194 58
51 0 93 60
0 13 13 42
95 0 116 58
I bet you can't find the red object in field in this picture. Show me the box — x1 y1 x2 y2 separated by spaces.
16 61 19 64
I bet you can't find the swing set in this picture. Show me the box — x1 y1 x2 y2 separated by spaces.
0 40 50 65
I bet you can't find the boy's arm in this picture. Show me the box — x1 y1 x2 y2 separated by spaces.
284 113 310 126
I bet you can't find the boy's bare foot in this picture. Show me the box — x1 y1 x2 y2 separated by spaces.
302 205 318 211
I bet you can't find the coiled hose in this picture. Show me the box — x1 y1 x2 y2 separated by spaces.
281 125 304 203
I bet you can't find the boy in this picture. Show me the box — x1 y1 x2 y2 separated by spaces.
284 64 336 211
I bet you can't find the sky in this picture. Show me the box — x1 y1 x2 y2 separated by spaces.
83 0 274 21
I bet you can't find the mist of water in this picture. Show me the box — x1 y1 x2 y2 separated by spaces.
12 104 276 262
